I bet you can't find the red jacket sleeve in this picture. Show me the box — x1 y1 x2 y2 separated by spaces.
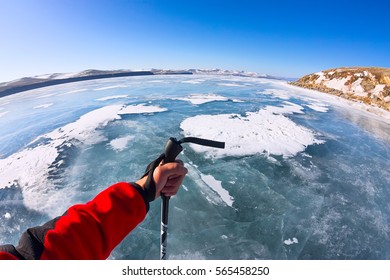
0 182 148 260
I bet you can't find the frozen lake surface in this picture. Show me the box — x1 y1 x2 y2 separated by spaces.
1 74 390 259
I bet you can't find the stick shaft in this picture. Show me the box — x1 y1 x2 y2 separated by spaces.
160 194 170 260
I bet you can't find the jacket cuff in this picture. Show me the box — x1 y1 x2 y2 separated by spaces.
130 182 150 213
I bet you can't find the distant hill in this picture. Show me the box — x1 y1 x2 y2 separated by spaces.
0 69 192 98
0 68 289 98
291 67 390 111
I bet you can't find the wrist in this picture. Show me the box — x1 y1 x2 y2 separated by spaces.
135 169 158 202
135 176 147 190
130 182 150 212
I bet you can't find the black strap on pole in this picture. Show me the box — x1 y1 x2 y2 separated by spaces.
144 137 225 260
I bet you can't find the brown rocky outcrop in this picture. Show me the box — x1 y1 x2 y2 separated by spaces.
291 67 390 111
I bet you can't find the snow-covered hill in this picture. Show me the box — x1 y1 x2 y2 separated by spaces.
292 67 390 111
0 68 289 98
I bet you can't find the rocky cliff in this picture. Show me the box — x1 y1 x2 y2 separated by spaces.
291 67 390 111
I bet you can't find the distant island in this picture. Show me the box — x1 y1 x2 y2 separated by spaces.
291 67 390 112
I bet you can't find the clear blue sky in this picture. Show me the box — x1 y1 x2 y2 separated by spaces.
1 0 389 82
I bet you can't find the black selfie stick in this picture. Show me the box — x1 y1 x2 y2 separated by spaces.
160 137 225 260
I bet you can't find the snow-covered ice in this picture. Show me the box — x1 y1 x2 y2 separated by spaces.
180 102 324 158
118 104 168 114
109 136 134 152
200 173 234 207
33 103 54 109
174 93 229 105
284 237 299 245
96 95 129 101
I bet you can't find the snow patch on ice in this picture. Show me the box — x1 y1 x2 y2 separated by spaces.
260 89 291 100
266 101 305 115
3 212 11 219
118 104 168 114
200 174 234 207
109 135 134 152
306 103 329 113
0 111 9 118
34 103 53 109
218 83 245 87
60 89 89 96
284 237 299 245
180 102 324 158
186 164 233 208
96 95 129 101
0 143 72 216
0 105 124 215
181 79 205 84
37 93 58 99
43 105 123 145
94 85 128 91
174 93 229 105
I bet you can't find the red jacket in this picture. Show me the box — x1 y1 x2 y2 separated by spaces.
0 182 148 260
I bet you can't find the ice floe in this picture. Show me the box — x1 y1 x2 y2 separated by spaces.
96 95 129 101
186 163 235 208
180 102 324 158
284 237 299 245
174 93 230 105
218 83 245 87
33 103 54 109
259 88 291 100
109 135 134 152
118 104 168 114
200 174 234 207
0 111 9 118
306 103 329 113
60 88 90 96
3 212 11 219
94 85 129 91
181 79 205 84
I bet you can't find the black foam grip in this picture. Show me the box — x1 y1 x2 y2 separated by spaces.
164 137 183 163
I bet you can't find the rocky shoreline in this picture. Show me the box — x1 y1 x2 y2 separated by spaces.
291 67 390 112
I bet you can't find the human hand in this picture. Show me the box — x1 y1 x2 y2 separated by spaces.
136 160 188 200
153 160 188 197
